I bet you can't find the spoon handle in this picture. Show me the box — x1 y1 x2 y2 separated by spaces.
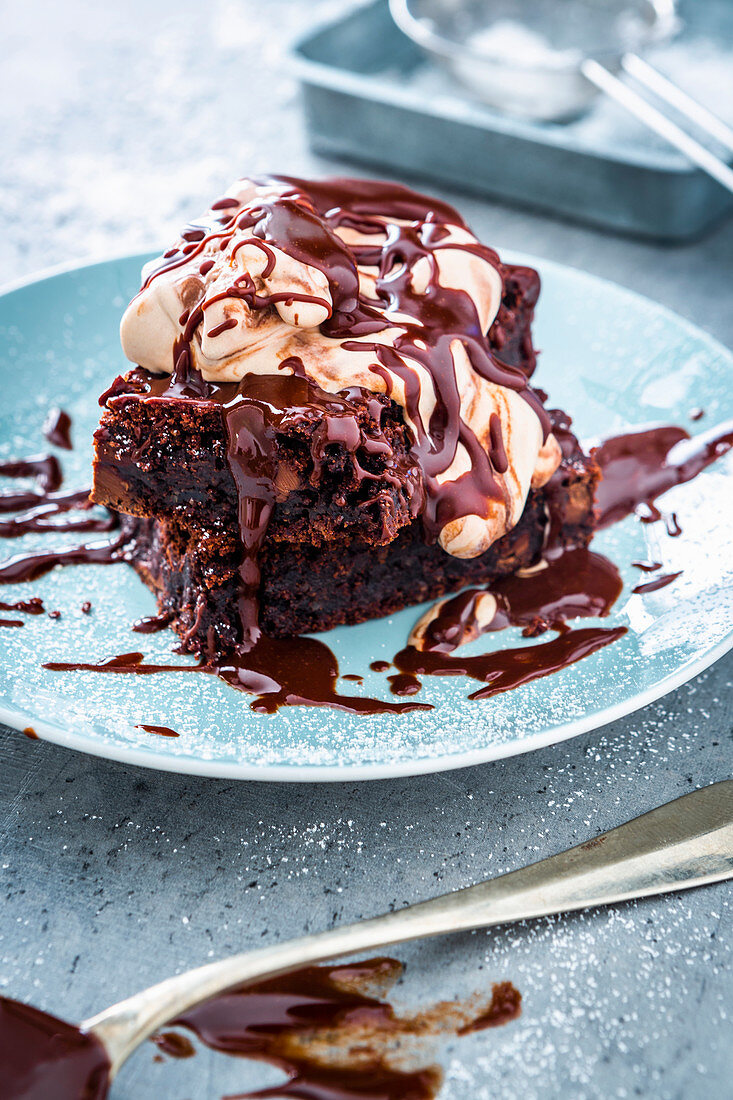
581 58 733 195
87 779 733 1075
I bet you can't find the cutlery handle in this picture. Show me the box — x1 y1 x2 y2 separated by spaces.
88 780 733 1075
581 58 733 195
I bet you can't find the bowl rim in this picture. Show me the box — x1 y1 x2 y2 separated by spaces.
388 0 679 75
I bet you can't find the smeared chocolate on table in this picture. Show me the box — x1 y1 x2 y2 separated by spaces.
0 959 520 1100
154 957 520 1100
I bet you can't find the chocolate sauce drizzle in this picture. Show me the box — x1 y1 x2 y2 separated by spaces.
393 625 626 701
0 444 119 585
632 571 682 595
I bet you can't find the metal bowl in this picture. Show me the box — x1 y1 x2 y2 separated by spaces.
389 0 679 122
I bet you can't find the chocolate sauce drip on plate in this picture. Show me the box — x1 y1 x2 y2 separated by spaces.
0 995 110 1100
0 597 45 628
370 660 390 672
632 560 662 573
0 489 114 539
0 454 62 494
0 534 127 584
416 548 622 656
391 546 625 697
394 626 626 701
42 408 73 450
0 598 46 614
131 611 174 634
136 723 180 737
46 641 432 716
593 420 733 529
0 449 121 582
632 571 682 595
387 672 423 696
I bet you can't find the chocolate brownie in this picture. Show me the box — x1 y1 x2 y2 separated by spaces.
93 175 598 661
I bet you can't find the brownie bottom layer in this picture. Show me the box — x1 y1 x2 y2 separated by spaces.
122 453 597 657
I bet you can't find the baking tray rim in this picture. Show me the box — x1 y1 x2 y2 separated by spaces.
290 1 727 180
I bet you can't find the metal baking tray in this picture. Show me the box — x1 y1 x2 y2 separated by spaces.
292 0 733 241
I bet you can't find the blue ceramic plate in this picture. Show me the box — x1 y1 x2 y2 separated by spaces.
1 253 731 780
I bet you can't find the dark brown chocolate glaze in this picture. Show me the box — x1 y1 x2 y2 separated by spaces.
0 995 110 1100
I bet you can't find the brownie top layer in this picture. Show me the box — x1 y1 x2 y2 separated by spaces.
118 174 560 561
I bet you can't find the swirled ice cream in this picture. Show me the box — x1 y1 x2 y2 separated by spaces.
120 175 560 558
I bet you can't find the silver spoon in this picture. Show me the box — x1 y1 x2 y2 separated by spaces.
82 779 733 1080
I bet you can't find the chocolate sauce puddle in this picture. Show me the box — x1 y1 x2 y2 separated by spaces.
0 996 110 1100
391 547 625 698
592 419 733 529
44 640 432 716
395 626 626 700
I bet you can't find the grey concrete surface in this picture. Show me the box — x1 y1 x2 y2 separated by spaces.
1 2 732 1097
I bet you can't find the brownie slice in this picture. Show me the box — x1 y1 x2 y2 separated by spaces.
120 418 598 655
94 372 422 549
94 263 538 542
489 264 541 378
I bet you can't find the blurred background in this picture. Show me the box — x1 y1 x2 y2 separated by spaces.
3 0 732 348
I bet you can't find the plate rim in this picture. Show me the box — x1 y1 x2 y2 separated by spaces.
1 249 732 782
